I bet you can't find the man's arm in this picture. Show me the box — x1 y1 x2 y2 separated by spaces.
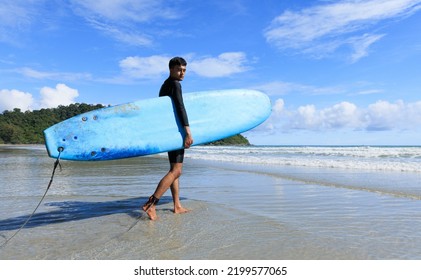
172 82 189 127
171 81 193 148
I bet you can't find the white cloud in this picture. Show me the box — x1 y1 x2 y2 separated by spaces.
70 0 182 46
289 102 360 130
189 52 250 78
70 0 180 22
355 89 384 95
260 98 285 132
119 55 170 79
0 89 34 112
17 67 92 81
0 0 42 44
119 52 251 80
348 33 386 62
84 18 153 46
254 81 345 97
272 99 285 115
265 99 421 133
364 100 409 130
39 84 79 108
1 0 183 46
264 0 421 61
361 100 421 131
0 0 32 27
0 84 80 112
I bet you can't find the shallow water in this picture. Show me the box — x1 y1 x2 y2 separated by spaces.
0 145 420 259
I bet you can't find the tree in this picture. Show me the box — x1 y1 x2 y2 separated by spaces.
207 134 250 146
0 103 104 144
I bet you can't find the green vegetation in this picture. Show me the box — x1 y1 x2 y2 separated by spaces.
206 134 250 146
0 104 249 145
0 104 104 144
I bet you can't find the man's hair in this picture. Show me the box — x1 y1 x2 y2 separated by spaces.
169 57 187 69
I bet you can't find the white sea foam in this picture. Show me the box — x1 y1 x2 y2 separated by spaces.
187 146 421 173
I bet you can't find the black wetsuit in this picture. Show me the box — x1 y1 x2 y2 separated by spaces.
159 77 189 163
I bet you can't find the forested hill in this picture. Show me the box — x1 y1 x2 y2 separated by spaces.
205 134 249 146
0 104 104 144
0 104 250 145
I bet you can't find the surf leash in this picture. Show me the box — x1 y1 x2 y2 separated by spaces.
0 147 64 249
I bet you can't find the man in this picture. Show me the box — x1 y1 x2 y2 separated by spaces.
142 57 194 220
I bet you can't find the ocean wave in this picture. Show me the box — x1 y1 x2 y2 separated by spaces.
187 146 421 173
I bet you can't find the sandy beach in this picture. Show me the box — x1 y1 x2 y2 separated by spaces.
0 145 420 259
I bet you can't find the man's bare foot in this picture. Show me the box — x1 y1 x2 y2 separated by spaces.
142 204 158 220
142 195 159 220
173 205 190 214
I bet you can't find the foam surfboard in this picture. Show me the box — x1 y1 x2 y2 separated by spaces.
44 89 271 161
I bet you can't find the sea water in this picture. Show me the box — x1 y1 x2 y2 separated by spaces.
188 145 421 198
0 145 420 259
189 145 421 173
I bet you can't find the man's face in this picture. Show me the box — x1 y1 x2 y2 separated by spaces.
170 65 186 81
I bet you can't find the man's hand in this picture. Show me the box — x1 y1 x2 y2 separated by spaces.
184 126 193 148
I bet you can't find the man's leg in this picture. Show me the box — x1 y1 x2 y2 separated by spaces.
142 163 183 220
154 163 183 198
170 175 190 214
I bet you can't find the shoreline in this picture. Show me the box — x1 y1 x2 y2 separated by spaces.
1 145 420 260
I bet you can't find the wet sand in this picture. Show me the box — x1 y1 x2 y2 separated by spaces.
1 146 420 259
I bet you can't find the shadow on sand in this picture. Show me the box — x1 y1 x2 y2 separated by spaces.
0 196 179 231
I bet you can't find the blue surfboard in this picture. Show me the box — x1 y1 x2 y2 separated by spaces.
43 89 271 161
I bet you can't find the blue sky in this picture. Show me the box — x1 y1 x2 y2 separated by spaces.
1 0 421 145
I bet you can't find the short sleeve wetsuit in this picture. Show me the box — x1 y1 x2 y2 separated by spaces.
159 77 189 163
